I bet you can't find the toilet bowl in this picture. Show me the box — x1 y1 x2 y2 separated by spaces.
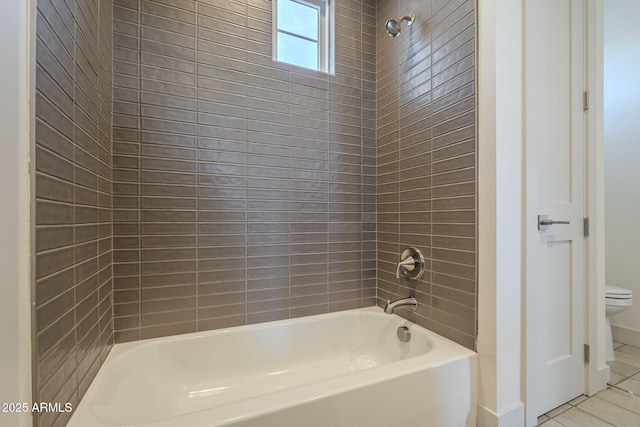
605 285 633 361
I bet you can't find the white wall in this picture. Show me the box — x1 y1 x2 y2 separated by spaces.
604 0 640 343
0 0 33 426
476 0 525 425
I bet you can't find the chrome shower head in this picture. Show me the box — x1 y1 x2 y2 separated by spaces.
385 13 415 37
385 19 402 37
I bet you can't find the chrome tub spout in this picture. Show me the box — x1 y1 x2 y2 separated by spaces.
384 296 417 314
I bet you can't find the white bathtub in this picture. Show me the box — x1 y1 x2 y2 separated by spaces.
68 307 477 427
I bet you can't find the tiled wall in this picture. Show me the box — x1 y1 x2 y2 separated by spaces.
111 0 377 342
376 0 476 349
34 0 114 425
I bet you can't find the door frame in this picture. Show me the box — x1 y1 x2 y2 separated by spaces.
584 0 610 400
475 1 608 426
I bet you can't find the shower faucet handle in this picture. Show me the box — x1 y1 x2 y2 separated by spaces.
396 247 425 280
396 256 416 278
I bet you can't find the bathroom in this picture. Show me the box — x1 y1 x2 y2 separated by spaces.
0 0 637 426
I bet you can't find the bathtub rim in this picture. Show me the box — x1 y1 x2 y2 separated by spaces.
106 306 475 362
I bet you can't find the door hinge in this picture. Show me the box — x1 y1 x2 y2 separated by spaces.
583 217 589 237
583 91 589 110
584 344 590 363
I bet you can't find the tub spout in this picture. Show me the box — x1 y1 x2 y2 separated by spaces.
384 296 417 314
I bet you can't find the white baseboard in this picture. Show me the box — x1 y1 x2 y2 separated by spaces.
477 402 525 427
612 324 640 347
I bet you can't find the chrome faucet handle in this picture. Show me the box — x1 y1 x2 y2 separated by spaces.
396 247 425 280
395 256 416 278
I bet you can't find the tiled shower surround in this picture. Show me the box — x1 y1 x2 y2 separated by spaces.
33 0 476 423
34 0 114 426
376 0 476 348
110 0 379 342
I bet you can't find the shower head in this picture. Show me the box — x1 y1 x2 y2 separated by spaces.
385 13 415 37
385 19 402 37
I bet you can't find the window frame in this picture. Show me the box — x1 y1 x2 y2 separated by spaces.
273 0 332 73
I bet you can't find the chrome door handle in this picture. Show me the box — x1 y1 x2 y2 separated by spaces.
539 219 570 225
538 215 570 230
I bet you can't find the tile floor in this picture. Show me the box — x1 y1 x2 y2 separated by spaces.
537 341 640 426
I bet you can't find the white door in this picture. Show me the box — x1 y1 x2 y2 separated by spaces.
524 0 586 423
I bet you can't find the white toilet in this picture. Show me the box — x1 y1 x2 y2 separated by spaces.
605 285 633 361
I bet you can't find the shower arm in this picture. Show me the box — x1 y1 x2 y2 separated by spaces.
399 13 416 26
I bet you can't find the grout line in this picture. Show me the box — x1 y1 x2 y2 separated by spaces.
195 0 200 331
137 0 142 341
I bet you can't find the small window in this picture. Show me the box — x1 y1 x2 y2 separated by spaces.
274 0 331 73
